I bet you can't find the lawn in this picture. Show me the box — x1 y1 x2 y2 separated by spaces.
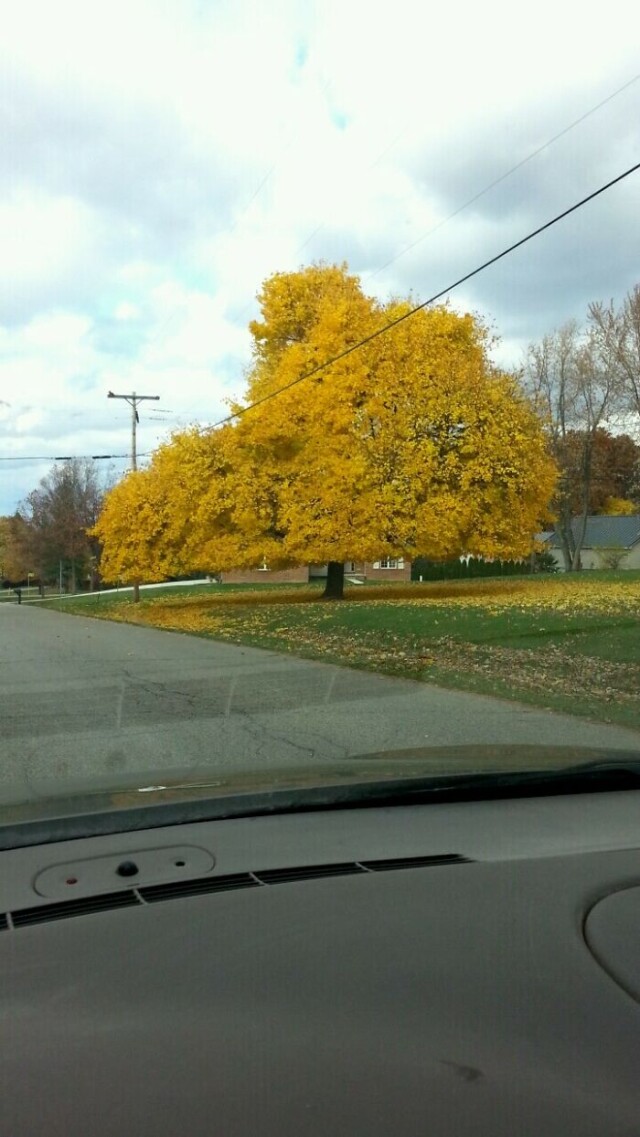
39 573 640 731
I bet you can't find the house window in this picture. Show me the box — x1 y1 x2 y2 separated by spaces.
378 558 404 569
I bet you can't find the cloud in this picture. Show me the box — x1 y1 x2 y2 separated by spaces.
1 0 639 513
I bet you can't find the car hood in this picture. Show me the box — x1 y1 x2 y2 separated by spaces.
2 743 640 834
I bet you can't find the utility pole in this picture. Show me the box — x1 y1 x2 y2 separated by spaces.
107 390 159 472
107 390 159 601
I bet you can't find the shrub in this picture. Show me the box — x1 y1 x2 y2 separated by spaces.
596 546 629 570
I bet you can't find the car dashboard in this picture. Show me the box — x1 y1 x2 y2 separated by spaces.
1 788 640 1136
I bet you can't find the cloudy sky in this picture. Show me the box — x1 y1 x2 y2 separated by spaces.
1 0 639 513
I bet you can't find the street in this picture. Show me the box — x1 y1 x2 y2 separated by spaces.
1 603 639 806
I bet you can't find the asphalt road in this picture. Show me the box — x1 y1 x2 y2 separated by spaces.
1 603 639 806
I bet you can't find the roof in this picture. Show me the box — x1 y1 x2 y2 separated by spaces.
548 515 640 549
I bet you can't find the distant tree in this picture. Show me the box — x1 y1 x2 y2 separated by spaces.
621 284 640 419
589 284 640 422
17 459 109 591
600 496 638 516
525 317 623 571
0 514 31 583
559 428 640 514
592 430 640 508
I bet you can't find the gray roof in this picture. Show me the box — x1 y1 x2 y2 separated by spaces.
549 515 640 549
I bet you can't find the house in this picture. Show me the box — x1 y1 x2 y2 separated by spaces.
543 516 640 570
221 558 412 584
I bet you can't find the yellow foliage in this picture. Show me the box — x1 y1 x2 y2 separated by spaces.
0 515 31 580
601 496 638 516
91 469 168 584
94 264 557 583
89 575 640 638
235 277 557 566
93 427 236 583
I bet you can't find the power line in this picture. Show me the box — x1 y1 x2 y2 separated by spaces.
0 453 136 463
295 69 640 278
366 69 640 284
213 72 640 400
364 68 640 283
213 157 640 428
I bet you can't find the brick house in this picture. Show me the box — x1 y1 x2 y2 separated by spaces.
221 557 411 585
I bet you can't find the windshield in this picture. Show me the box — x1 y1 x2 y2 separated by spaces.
1 3 639 844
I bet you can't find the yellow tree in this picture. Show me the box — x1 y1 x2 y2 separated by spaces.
0 514 31 582
92 466 172 586
219 265 376 580
227 266 556 596
93 425 242 586
94 264 557 600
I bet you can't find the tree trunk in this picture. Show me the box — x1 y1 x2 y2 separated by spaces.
570 449 592 571
322 561 345 600
556 511 574 572
570 511 588 571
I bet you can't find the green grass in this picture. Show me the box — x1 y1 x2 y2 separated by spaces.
311 601 637 661
198 603 640 728
36 573 640 731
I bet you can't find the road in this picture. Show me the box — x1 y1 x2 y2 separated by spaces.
1 603 639 806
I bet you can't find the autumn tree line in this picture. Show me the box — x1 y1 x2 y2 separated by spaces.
525 285 640 570
2 267 640 597
1 460 108 593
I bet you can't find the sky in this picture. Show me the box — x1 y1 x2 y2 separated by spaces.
1 0 639 513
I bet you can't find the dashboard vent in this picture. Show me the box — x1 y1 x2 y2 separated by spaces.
2 852 471 930
140 872 259 904
12 889 140 929
254 862 366 885
361 854 469 872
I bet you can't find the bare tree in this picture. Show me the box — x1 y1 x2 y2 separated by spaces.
621 285 640 418
525 318 622 570
589 285 640 424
